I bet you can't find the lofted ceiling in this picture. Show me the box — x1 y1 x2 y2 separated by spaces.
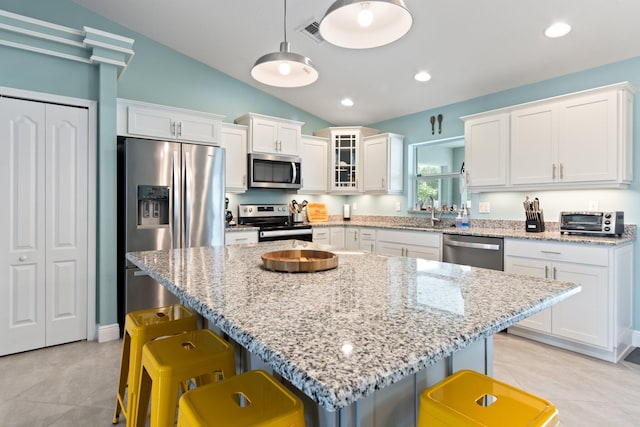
72 0 640 126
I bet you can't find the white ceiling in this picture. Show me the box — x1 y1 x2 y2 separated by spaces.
72 0 640 126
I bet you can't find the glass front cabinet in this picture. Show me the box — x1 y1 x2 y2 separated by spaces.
314 126 379 193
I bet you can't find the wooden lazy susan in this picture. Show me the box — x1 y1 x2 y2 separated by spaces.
261 249 338 273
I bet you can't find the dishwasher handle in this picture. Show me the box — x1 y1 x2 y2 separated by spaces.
444 239 501 251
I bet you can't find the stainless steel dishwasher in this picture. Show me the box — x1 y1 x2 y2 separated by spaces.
442 234 504 271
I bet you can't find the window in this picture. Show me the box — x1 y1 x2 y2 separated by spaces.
409 136 468 213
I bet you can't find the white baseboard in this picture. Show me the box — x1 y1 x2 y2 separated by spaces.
98 323 121 342
633 329 640 347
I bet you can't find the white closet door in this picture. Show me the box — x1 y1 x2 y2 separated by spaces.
45 104 88 346
0 97 47 356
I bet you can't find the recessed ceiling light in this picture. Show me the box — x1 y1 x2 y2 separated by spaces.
544 22 571 38
414 71 431 82
341 98 354 107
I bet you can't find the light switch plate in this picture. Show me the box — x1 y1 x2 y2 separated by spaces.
588 200 599 210
478 202 490 213
395 201 401 211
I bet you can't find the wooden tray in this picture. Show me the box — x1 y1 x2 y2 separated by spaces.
306 203 328 222
261 249 338 273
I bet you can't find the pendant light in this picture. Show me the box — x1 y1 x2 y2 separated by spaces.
251 0 318 87
319 0 413 49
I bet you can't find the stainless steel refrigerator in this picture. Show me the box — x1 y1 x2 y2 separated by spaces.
117 137 225 329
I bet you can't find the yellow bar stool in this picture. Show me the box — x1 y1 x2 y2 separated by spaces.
113 304 198 425
177 370 305 427
418 369 559 427
134 328 236 427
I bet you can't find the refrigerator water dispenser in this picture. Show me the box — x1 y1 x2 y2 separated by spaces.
137 185 169 226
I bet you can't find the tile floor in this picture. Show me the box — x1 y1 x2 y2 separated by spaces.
0 333 638 426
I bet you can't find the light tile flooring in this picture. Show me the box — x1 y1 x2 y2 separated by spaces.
0 333 638 426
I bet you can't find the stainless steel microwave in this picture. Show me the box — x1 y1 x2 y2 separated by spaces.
560 211 624 236
248 153 301 189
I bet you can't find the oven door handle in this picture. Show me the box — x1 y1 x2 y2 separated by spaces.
291 162 297 184
259 228 313 239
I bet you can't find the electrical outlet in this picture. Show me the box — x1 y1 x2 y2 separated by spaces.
588 200 599 210
352 203 357 210
395 201 401 211
478 202 490 213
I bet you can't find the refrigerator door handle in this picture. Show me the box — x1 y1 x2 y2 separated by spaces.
291 162 297 184
172 150 180 249
184 149 192 247
133 270 149 277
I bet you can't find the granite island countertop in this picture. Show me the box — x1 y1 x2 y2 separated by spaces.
127 240 580 412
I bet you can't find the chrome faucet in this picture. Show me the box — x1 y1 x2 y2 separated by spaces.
421 195 441 227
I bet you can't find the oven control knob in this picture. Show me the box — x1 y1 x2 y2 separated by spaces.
604 213 612 219
604 226 611 232
604 220 611 225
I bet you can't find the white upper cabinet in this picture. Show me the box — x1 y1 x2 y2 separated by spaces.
462 112 509 190
220 123 248 193
300 135 328 194
464 82 634 191
362 133 404 194
235 113 303 156
314 126 379 194
510 86 633 188
117 99 223 145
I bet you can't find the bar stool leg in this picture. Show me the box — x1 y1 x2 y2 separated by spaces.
112 331 131 424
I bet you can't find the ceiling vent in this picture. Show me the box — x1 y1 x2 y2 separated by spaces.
298 19 324 44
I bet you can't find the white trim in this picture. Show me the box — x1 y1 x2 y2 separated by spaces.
632 329 640 347
0 9 84 36
0 86 98 343
89 54 126 68
0 39 92 64
83 25 135 44
0 22 85 48
98 324 121 343
84 39 134 55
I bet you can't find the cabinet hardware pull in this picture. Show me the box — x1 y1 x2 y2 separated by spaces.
552 267 557 279
540 250 561 255
552 164 556 179
178 121 183 137
171 121 176 136
544 265 549 278
18 256 27 262
559 163 564 179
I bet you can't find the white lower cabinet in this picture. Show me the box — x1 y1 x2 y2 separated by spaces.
312 227 346 249
504 238 633 362
225 230 258 245
376 229 442 261
359 229 377 253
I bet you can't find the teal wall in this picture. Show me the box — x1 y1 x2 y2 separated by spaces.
1 0 639 331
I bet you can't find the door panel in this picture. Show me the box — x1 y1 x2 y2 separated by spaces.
0 97 46 355
182 144 224 247
504 256 552 333
45 104 88 345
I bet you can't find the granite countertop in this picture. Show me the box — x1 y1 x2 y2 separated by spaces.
126 240 580 411
305 216 636 246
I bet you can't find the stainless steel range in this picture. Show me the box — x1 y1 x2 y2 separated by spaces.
238 204 313 242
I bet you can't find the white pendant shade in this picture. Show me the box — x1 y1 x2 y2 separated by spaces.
320 0 413 49
251 42 318 88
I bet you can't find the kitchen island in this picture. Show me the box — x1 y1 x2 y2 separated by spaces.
126 240 580 427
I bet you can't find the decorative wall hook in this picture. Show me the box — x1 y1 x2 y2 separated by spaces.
430 115 435 135
437 114 443 134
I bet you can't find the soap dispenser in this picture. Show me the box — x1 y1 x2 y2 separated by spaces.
455 211 463 228
461 205 469 230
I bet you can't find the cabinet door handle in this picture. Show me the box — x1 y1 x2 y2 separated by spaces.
544 265 549 278
370 243 374 252
243 175 246 185
178 121 183 137
18 256 27 262
540 250 561 255
559 163 564 179
552 163 556 179
552 267 557 279
171 121 176 136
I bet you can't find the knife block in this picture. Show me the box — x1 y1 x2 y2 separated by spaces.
525 211 545 233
